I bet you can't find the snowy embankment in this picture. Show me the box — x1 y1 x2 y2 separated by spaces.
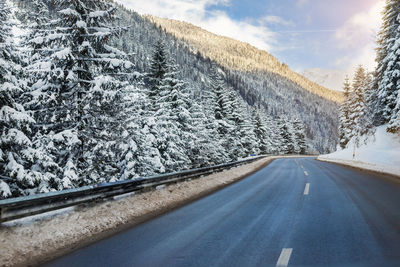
318 126 400 177
0 156 285 267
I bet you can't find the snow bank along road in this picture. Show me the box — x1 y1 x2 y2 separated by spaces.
47 158 400 267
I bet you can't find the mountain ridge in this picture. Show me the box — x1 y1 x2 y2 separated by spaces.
107 3 340 152
145 15 343 103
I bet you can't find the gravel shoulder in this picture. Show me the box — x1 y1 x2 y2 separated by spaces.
0 157 277 267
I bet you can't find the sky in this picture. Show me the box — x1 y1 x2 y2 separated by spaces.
115 0 384 76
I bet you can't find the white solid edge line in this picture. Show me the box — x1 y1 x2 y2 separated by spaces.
276 248 293 267
304 183 310 195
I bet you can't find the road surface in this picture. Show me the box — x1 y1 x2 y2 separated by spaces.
46 158 400 267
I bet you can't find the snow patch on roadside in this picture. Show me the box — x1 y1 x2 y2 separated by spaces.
2 207 76 228
318 126 400 177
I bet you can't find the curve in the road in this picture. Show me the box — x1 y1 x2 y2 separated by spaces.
46 158 400 267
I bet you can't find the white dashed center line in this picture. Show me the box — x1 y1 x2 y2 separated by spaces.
304 183 310 195
276 248 293 267
304 171 308 176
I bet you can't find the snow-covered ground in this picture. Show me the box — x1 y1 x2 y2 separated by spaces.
318 126 400 177
0 157 278 267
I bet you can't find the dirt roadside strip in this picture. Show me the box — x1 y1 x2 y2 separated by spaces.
0 156 311 267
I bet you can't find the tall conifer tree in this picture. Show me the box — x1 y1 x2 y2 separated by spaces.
0 1 47 198
373 0 400 132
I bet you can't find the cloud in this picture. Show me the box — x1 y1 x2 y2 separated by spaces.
335 43 378 76
297 0 309 7
334 0 384 74
335 1 383 50
259 15 294 27
117 0 228 20
199 11 276 51
115 0 276 52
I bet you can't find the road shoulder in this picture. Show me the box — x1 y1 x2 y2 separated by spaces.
0 157 275 267
317 157 400 181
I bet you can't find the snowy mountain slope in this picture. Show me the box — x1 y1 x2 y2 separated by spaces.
108 7 340 152
0 0 340 199
145 16 343 103
318 126 400 177
302 68 347 91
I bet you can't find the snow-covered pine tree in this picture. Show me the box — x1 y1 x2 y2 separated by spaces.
338 76 352 149
360 71 374 136
188 101 215 168
20 0 54 112
208 64 237 160
349 66 368 145
72 1 134 183
118 82 165 179
373 0 400 133
0 1 49 198
252 108 272 155
146 42 191 172
237 105 257 158
15 0 65 192
16 0 51 64
264 116 280 154
287 121 296 154
158 60 193 170
278 118 294 154
227 90 252 159
22 0 134 188
292 119 306 154
201 77 228 164
147 40 168 105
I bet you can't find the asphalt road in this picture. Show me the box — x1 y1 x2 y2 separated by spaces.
46 158 400 267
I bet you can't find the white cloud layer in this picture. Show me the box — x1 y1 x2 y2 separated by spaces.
335 0 384 74
259 15 294 27
115 0 276 51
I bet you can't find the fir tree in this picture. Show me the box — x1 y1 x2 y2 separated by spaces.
0 1 47 198
349 66 368 145
237 107 257 158
208 64 237 160
339 76 352 149
147 40 168 103
265 116 281 155
373 0 400 132
187 101 215 167
292 119 307 154
201 77 227 164
227 90 251 159
118 83 165 179
22 0 134 188
278 118 293 154
147 42 191 172
252 108 272 155
158 61 192 170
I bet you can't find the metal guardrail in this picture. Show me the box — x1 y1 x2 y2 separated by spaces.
0 156 267 223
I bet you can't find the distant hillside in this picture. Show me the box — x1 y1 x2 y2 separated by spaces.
102 3 341 152
303 68 347 92
146 16 343 103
